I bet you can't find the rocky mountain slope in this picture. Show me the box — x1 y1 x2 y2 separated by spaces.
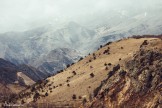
35 48 81 74
85 37 162 108
5 36 162 108
0 7 162 76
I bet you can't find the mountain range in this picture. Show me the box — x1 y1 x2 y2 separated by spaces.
0 9 161 100
4 36 162 108
0 9 162 77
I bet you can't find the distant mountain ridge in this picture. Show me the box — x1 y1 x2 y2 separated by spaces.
0 8 162 76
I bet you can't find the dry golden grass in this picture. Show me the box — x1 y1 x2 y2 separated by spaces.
15 37 162 107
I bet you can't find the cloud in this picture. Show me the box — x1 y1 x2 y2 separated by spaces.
0 0 161 33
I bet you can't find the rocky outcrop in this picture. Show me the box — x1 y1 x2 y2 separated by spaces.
86 48 162 108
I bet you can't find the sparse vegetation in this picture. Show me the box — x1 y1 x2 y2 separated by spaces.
105 41 112 46
45 92 48 96
72 71 77 75
66 79 70 82
108 63 112 66
72 94 77 100
89 59 92 62
90 73 95 78
104 63 107 66
93 56 96 60
103 49 109 54
5 36 162 108
79 57 83 61
78 96 82 99
66 64 71 68
67 84 70 87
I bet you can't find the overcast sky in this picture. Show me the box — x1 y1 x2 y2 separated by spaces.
0 0 161 33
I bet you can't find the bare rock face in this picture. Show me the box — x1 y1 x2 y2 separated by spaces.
87 48 162 108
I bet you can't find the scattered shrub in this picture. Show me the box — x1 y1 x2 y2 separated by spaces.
78 96 82 99
71 63 74 66
72 71 77 75
72 94 77 100
79 57 83 61
90 66 93 68
103 49 110 54
104 63 107 66
66 79 70 82
45 92 48 96
66 64 71 68
93 56 96 60
105 42 112 46
90 73 95 78
67 84 70 87
108 63 112 66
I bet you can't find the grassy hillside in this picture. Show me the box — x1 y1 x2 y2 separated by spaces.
4 36 162 108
